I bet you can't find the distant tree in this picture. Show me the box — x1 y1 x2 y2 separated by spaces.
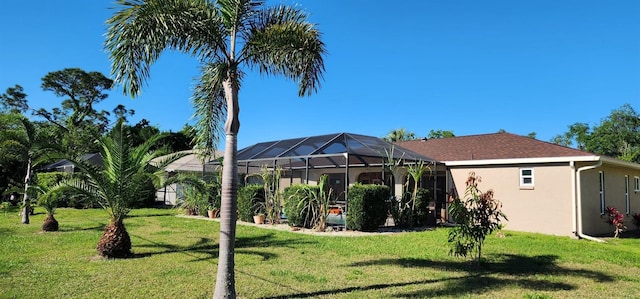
550 122 589 149
37 68 114 131
427 129 455 139
383 128 417 142
497 129 506 133
552 104 640 163
2 68 136 157
527 132 536 139
585 104 640 163
0 85 29 114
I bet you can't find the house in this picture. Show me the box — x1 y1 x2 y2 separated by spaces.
154 149 223 205
397 132 640 238
41 153 103 173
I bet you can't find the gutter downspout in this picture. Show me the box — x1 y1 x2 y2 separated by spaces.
575 160 605 242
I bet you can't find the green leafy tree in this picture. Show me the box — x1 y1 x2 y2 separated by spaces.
383 128 417 142
427 129 455 139
0 85 29 114
0 113 54 224
551 104 640 163
59 120 182 258
105 1 326 296
448 172 507 268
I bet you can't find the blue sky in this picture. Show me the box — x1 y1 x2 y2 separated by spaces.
1 1 638 149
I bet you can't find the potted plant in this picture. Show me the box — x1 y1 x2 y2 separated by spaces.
253 202 266 224
207 203 218 218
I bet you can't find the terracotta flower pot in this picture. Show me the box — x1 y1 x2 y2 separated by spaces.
253 214 265 224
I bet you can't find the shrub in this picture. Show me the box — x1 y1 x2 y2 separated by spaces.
632 212 640 231
605 206 626 238
238 184 265 222
346 184 389 232
391 188 431 228
34 172 95 208
448 172 507 268
283 184 318 228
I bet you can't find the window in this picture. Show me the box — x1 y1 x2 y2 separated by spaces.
599 171 605 215
635 176 640 192
625 176 630 215
519 168 534 188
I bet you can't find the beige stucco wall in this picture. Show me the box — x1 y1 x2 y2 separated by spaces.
449 164 575 236
579 163 640 236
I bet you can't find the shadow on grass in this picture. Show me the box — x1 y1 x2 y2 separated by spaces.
59 223 106 232
130 231 316 262
260 254 613 298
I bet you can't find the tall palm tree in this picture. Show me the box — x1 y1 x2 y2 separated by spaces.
63 120 182 258
105 0 325 296
0 113 51 224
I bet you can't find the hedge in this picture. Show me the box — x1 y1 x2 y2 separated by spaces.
346 183 389 231
283 184 319 228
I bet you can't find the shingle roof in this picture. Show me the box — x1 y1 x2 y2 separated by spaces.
395 132 594 162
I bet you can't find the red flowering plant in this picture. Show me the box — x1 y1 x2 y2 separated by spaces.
605 206 626 238
632 212 640 231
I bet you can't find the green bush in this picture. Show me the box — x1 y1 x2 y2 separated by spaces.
392 188 431 228
238 184 265 222
346 184 389 231
283 184 319 228
34 172 94 208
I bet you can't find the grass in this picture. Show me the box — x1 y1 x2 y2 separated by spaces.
1 206 640 298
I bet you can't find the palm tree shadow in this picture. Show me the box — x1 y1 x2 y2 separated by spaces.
349 254 614 298
262 254 614 298
129 231 316 262
59 223 106 232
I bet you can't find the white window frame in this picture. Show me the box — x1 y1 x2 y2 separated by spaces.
599 171 605 215
635 176 640 192
519 168 534 188
625 175 630 215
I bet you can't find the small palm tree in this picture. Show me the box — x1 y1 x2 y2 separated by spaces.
0 113 53 224
32 185 62 232
62 120 182 258
105 0 325 295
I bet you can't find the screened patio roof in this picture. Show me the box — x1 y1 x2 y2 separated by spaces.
227 132 437 170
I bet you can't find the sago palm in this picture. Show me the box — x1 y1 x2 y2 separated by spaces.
64 120 182 258
105 0 325 296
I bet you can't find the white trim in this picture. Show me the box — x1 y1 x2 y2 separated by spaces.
634 176 640 192
444 156 600 166
599 171 605 215
625 175 630 215
442 155 640 170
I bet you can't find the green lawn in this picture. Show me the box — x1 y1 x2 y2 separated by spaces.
1 207 639 299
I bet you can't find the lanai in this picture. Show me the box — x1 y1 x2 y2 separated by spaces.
211 132 439 208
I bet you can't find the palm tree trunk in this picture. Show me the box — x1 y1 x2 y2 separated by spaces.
214 78 240 299
21 158 32 224
97 219 132 258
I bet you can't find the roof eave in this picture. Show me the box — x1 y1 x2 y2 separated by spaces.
443 155 601 166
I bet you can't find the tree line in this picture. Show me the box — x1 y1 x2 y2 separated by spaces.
0 68 195 200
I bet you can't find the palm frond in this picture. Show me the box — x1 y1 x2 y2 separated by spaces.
243 5 326 97
106 0 227 96
191 61 232 153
